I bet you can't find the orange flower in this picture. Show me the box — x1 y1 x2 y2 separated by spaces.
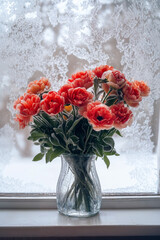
68 70 95 89
133 80 150 97
68 87 93 107
64 105 72 112
15 114 32 129
14 93 41 116
84 101 114 131
27 77 51 94
58 83 73 104
122 82 142 107
93 65 114 78
110 102 133 129
63 105 73 120
41 91 64 115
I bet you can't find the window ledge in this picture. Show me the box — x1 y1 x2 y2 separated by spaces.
0 208 160 237
1 195 160 209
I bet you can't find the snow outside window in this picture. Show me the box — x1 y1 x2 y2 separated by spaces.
0 0 160 195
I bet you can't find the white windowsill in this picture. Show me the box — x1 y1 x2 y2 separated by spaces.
0 196 160 237
0 208 160 237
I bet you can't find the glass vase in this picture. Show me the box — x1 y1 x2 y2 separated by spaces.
56 154 102 217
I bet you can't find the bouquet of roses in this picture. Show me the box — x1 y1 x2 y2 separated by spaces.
14 65 150 167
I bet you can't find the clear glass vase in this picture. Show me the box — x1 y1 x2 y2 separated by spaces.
56 154 102 217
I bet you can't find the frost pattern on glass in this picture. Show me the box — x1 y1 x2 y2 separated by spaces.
0 0 159 193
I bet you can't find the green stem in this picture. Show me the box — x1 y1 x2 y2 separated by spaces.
83 126 93 154
101 91 105 102
62 112 69 118
94 77 99 100
102 87 113 103
58 113 72 153
62 156 96 213
59 112 64 122
72 105 77 120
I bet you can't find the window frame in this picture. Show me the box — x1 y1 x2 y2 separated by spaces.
0 193 160 209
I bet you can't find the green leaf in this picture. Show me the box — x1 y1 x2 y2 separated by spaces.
103 155 110 168
69 135 79 144
104 149 120 156
99 128 115 139
53 127 65 139
34 142 40 145
65 116 74 131
43 142 52 148
102 137 115 153
93 143 104 157
97 144 104 156
40 111 59 127
28 131 45 141
53 128 62 134
102 137 115 149
50 133 66 149
91 131 99 138
115 153 120 156
106 128 116 137
67 117 83 136
46 149 54 163
67 135 82 152
30 128 41 134
104 145 112 152
32 117 43 128
40 144 47 154
38 138 52 147
116 130 123 137
105 95 118 106
32 153 44 161
49 134 61 146
45 147 64 163
38 137 48 143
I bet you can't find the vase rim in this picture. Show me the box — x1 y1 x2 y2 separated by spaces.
61 153 96 157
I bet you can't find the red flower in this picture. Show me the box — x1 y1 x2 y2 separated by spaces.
14 93 41 116
84 101 114 131
133 80 150 97
58 83 73 104
27 77 51 94
122 82 142 107
68 70 95 89
41 91 64 115
93 65 114 78
15 114 32 129
110 102 133 129
68 87 93 107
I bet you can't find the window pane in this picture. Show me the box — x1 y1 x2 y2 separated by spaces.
0 0 159 194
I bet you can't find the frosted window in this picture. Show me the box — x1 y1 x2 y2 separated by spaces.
0 0 160 194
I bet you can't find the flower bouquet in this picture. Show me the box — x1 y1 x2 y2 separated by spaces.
14 65 150 217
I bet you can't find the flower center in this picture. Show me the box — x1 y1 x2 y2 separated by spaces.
97 116 103 121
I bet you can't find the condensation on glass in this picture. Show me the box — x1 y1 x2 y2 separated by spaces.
0 0 160 194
